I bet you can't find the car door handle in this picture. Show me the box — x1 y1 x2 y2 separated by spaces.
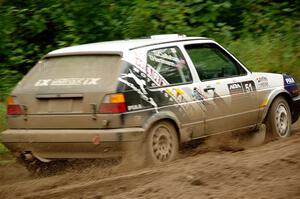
204 87 215 92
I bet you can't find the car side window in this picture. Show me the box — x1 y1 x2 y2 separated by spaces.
147 46 192 87
185 44 247 81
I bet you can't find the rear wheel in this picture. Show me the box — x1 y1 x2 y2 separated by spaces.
146 121 179 164
266 97 292 140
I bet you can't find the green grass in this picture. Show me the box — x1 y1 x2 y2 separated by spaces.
0 143 9 155
0 142 13 165
0 102 11 162
0 102 6 132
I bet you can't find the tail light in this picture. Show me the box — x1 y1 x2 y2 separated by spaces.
7 96 23 115
99 93 127 113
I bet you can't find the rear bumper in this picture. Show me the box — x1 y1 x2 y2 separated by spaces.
292 96 300 123
0 128 145 159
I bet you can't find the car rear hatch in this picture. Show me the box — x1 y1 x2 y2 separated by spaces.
9 54 123 129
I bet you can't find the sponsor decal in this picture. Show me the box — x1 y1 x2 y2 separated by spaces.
120 69 147 95
165 88 174 97
35 78 101 87
119 69 158 112
285 77 295 84
148 47 188 73
283 75 298 96
122 49 205 118
164 87 185 103
228 81 256 94
146 64 169 86
127 104 143 111
148 54 176 67
260 98 269 108
256 76 269 88
228 82 243 95
148 48 181 67
35 79 51 86
242 81 256 92
132 51 169 87
174 88 184 96
133 51 146 71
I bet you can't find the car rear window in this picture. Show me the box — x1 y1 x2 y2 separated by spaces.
18 55 122 92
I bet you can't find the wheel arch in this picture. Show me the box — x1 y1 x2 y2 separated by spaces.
143 111 181 142
262 89 293 123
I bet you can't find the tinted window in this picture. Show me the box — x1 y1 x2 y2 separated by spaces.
185 44 247 81
147 47 192 86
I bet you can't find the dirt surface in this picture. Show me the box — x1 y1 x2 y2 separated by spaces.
0 121 300 199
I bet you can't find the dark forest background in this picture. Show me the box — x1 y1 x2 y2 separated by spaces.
0 0 299 99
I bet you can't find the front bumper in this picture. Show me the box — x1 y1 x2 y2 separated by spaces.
0 128 145 159
292 96 300 123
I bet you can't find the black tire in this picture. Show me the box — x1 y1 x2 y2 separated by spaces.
145 121 179 164
266 96 292 140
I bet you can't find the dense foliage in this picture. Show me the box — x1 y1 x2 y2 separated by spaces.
0 0 299 99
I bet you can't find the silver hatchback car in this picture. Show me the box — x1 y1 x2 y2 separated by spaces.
1 34 300 168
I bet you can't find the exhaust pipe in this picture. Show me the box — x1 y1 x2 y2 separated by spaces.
24 153 34 161
21 152 51 163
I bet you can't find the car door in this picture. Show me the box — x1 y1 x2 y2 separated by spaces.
183 42 259 135
145 45 206 138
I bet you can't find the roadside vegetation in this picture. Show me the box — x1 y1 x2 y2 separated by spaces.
0 103 6 132
0 0 299 156
0 103 9 160
0 144 11 165
0 0 299 99
227 34 300 82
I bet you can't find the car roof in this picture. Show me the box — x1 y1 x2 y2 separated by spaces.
46 35 211 57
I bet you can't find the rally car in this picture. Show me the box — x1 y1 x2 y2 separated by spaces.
1 34 299 168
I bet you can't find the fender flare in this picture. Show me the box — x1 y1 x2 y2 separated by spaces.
260 88 292 123
142 111 182 139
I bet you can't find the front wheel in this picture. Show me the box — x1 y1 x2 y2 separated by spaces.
266 96 292 140
146 121 179 164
